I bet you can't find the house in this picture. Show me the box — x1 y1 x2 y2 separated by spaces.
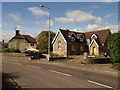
52 29 111 57
8 29 37 53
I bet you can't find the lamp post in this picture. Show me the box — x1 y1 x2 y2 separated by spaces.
40 5 51 61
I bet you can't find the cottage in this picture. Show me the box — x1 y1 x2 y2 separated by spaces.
52 29 111 57
8 29 37 53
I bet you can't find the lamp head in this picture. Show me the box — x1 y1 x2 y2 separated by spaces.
40 5 44 7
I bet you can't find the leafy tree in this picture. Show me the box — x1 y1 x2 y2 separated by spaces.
108 32 120 63
37 30 55 53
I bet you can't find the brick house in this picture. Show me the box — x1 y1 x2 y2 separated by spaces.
52 29 111 57
8 30 37 53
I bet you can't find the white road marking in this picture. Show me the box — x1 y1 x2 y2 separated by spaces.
27 65 41 69
49 70 72 77
88 80 116 89
11 63 22 65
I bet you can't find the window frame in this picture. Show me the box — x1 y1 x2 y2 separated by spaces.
58 40 62 49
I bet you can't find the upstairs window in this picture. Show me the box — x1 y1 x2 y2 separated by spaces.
79 35 84 42
71 37 75 42
58 40 62 49
31 43 34 46
91 34 97 40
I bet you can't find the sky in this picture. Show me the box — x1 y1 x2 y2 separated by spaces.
1 1 119 42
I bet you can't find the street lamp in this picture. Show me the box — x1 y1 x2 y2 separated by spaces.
40 5 51 61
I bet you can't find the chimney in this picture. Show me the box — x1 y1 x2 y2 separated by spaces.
16 30 19 35
15 26 21 35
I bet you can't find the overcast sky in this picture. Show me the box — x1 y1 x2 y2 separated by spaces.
1 1 119 42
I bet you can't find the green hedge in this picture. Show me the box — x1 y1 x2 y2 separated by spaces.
112 63 120 70
3 48 21 53
108 32 120 63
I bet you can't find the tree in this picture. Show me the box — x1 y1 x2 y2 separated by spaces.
37 30 55 53
108 32 120 63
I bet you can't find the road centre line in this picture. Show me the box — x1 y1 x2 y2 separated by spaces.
13 63 22 65
88 80 117 90
49 70 72 77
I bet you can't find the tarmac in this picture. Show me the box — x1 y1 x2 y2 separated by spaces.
32 59 119 77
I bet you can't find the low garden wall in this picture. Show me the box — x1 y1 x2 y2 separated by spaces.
50 57 67 61
2 52 31 60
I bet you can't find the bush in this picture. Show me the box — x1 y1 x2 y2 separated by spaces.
108 32 120 63
112 63 120 70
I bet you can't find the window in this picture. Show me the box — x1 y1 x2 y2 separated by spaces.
80 36 84 42
58 40 62 49
80 38 84 42
31 43 34 46
91 34 97 40
71 37 75 41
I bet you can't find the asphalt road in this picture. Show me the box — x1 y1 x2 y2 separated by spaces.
2 59 119 89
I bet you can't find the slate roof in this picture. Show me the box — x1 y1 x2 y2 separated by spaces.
59 29 110 45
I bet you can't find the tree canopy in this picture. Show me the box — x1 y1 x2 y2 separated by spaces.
108 32 120 63
37 30 55 53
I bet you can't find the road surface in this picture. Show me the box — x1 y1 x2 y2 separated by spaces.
2 59 119 89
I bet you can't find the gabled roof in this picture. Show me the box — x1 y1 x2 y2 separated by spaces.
9 31 36 43
22 35 36 43
52 29 67 44
52 29 111 45
60 29 84 43
85 29 110 44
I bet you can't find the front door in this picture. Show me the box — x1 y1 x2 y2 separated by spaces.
93 47 96 55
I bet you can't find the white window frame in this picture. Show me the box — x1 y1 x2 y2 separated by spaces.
58 40 62 49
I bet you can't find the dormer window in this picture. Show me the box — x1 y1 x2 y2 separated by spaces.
71 37 75 41
80 38 84 42
91 34 97 40
79 35 84 42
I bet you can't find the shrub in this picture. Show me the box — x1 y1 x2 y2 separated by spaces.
108 32 120 63
112 63 120 70
4 48 15 52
